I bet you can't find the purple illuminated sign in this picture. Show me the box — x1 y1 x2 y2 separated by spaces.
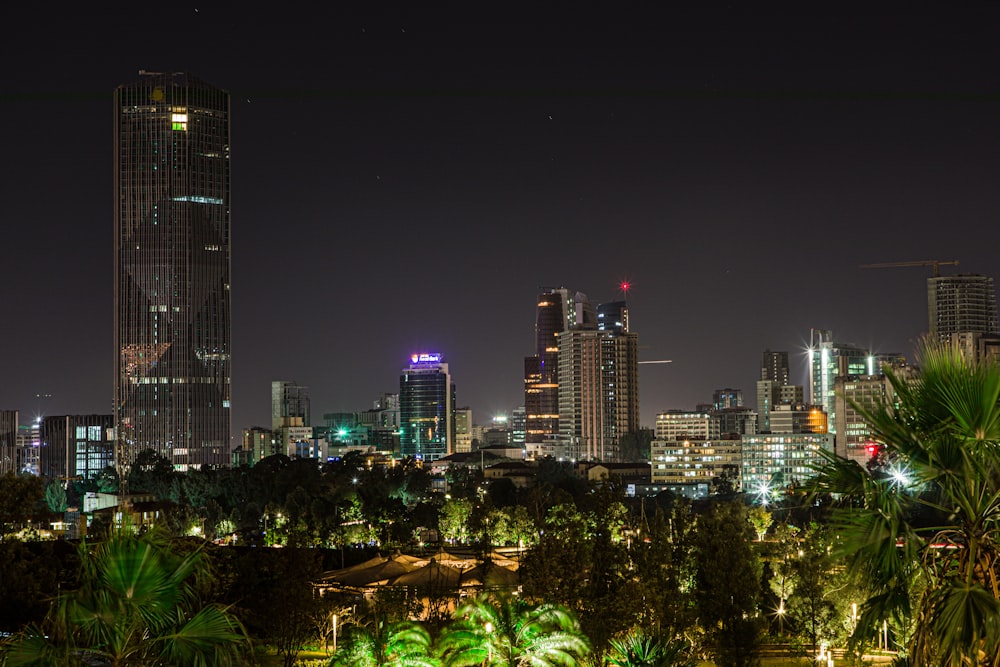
410 353 442 364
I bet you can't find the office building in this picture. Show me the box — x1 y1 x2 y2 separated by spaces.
114 72 232 470
272 381 310 430
834 363 917 464
808 330 897 435
769 404 828 434
655 410 718 441
740 432 833 493
557 300 639 462
713 388 743 410
928 274 998 343
651 435 741 496
714 406 758 437
756 350 801 433
400 353 455 461
524 289 595 446
510 406 527 446
0 411 17 475
39 415 115 481
454 407 473 454
597 300 629 333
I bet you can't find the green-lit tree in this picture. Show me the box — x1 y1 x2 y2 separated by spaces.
693 501 763 667
0 528 248 666
605 631 696 667
328 618 437 667
43 482 67 514
436 594 590 667
811 342 1000 666
439 497 473 544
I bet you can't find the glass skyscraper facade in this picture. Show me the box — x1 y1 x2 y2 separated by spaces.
114 72 231 470
399 354 455 461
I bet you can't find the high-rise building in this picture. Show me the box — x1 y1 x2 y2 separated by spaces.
114 72 231 471
712 388 743 410
928 274 998 343
597 300 629 333
400 353 455 461
0 410 17 476
39 415 115 481
557 299 639 462
271 381 310 430
756 350 798 433
524 288 594 446
741 432 833 493
808 330 889 435
834 362 916 464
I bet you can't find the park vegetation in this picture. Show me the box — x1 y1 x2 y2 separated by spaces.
1 342 999 666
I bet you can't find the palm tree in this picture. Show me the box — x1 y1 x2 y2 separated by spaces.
0 528 248 666
812 342 1000 666
328 618 437 667
437 594 591 667
605 631 695 667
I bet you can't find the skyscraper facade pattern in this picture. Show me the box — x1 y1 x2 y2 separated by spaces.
114 72 231 470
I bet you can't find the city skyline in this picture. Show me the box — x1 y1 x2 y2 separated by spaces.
2 5 1000 435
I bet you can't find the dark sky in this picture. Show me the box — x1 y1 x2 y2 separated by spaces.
2 4 999 432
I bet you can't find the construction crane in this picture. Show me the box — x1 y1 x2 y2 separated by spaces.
859 259 959 278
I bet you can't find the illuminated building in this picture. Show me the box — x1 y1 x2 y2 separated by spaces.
0 410 17 475
712 388 742 410
557 299 639 462
454 407 473 453
597 300 628 333
114 72 231 470
655 410 718 441
39 415 115 481
650 435 741 497
808 330 898 436
768 404 827 434
400 353 455 461
272 381 310 430
740 432 833 492
523 288 594 447
834 363 916 464
928 274 998 343
510 406 526 446
756 350 794 433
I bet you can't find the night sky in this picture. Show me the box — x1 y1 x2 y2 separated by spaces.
3 4 999 433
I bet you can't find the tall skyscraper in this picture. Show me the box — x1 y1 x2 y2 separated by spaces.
400 353 455 461
271 381 310 430
927 274 998 343
0 410 17 476
114 72 231 470
523 288 594 446
556 298 638 462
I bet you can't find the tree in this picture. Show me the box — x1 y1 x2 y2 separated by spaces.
811 342 1000 666
436 594 590 667
44 482 67 514
439 498 473 544
693 501 763 667
746 505 773 542
0 528 248 666
328 618 437 667
0 473 44 540
605 631 696 667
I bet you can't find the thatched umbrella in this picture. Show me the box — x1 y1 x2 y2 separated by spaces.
459 561 520 588
330 557 420 587
392 558 462 589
